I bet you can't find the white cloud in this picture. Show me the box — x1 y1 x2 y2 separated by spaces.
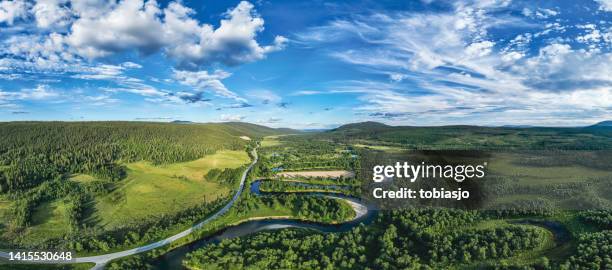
296 1 612 125
465 40 495 57
0 0 27 25
69 0 112 18
389 73 408 82
63 0 285 67
33 0 72 29
121 61 142 69
0 1 284 109
23 84 58 99
0 84 59 102
291 90 325 96
0 0 28 25
163 1 287 68
1 32 78 72
220 114 245 122
82 94 119 106
247 89 281 104
67 0 165 58
173 69 243 101
522 7 560 19
577 25 603 45
594 0 612 12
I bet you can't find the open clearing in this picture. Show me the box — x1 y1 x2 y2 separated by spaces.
261 136 282 147
88 150 250 229
69 173 97 183
277 170 355 178
23 199 70 245
353 143 406 153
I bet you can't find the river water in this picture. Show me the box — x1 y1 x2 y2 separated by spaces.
152 180 376 269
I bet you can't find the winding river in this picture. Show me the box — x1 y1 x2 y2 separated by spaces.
0 148 375 270
0 147 569 269
151 180 376 269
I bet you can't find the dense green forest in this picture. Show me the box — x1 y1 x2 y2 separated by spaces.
179 123 611 270
183 208 573 269
0 122 285 253
183 209 612 270
258 179 360 197
260 136 359 171
0 122 284 193
321 121 612 150
1 121 611 270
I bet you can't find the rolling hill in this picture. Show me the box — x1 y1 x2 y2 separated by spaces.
324 121 612 150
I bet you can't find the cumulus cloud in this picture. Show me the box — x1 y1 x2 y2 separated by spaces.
0 0 27 25
63 0 285 66
67 0 165 58
163 1 287 68
0 0 283 107
33 0 72 29
595 0 612 12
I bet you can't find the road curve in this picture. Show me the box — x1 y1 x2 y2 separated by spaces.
0 147 258 270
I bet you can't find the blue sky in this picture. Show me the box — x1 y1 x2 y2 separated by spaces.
0 0 611 128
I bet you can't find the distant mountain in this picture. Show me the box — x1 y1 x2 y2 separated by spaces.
331 121 393 134
219 122 300 136
171 120 194 124
501 125 535 128
276 128 302 134
301 128 331 132
590 120 612 127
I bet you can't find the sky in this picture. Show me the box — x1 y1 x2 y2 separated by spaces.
0 0 611 128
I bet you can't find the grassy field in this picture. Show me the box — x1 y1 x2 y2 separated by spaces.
261 136 282 148
69 174 97 183
353 143 407 153
488 153 611 185
88 150 250 229
25 199 71 244
3 198 73 247
482 152 612 209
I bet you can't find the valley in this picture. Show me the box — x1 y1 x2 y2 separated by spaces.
0 121 610 270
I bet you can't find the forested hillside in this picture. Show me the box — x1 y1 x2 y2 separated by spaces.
324 122 612 150
0 121 288 253
0 122 282 193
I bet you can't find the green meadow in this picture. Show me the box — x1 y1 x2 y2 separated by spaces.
89 150 250 229
487 153 611 185
28 200 71 240
260 136 282 147
3 149 251 246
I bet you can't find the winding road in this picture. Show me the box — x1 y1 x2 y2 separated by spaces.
0 147 369 269
1 148 258 269
80 148 258 269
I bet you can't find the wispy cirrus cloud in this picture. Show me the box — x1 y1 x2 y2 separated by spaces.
172 69 244 102
294 0 612 126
